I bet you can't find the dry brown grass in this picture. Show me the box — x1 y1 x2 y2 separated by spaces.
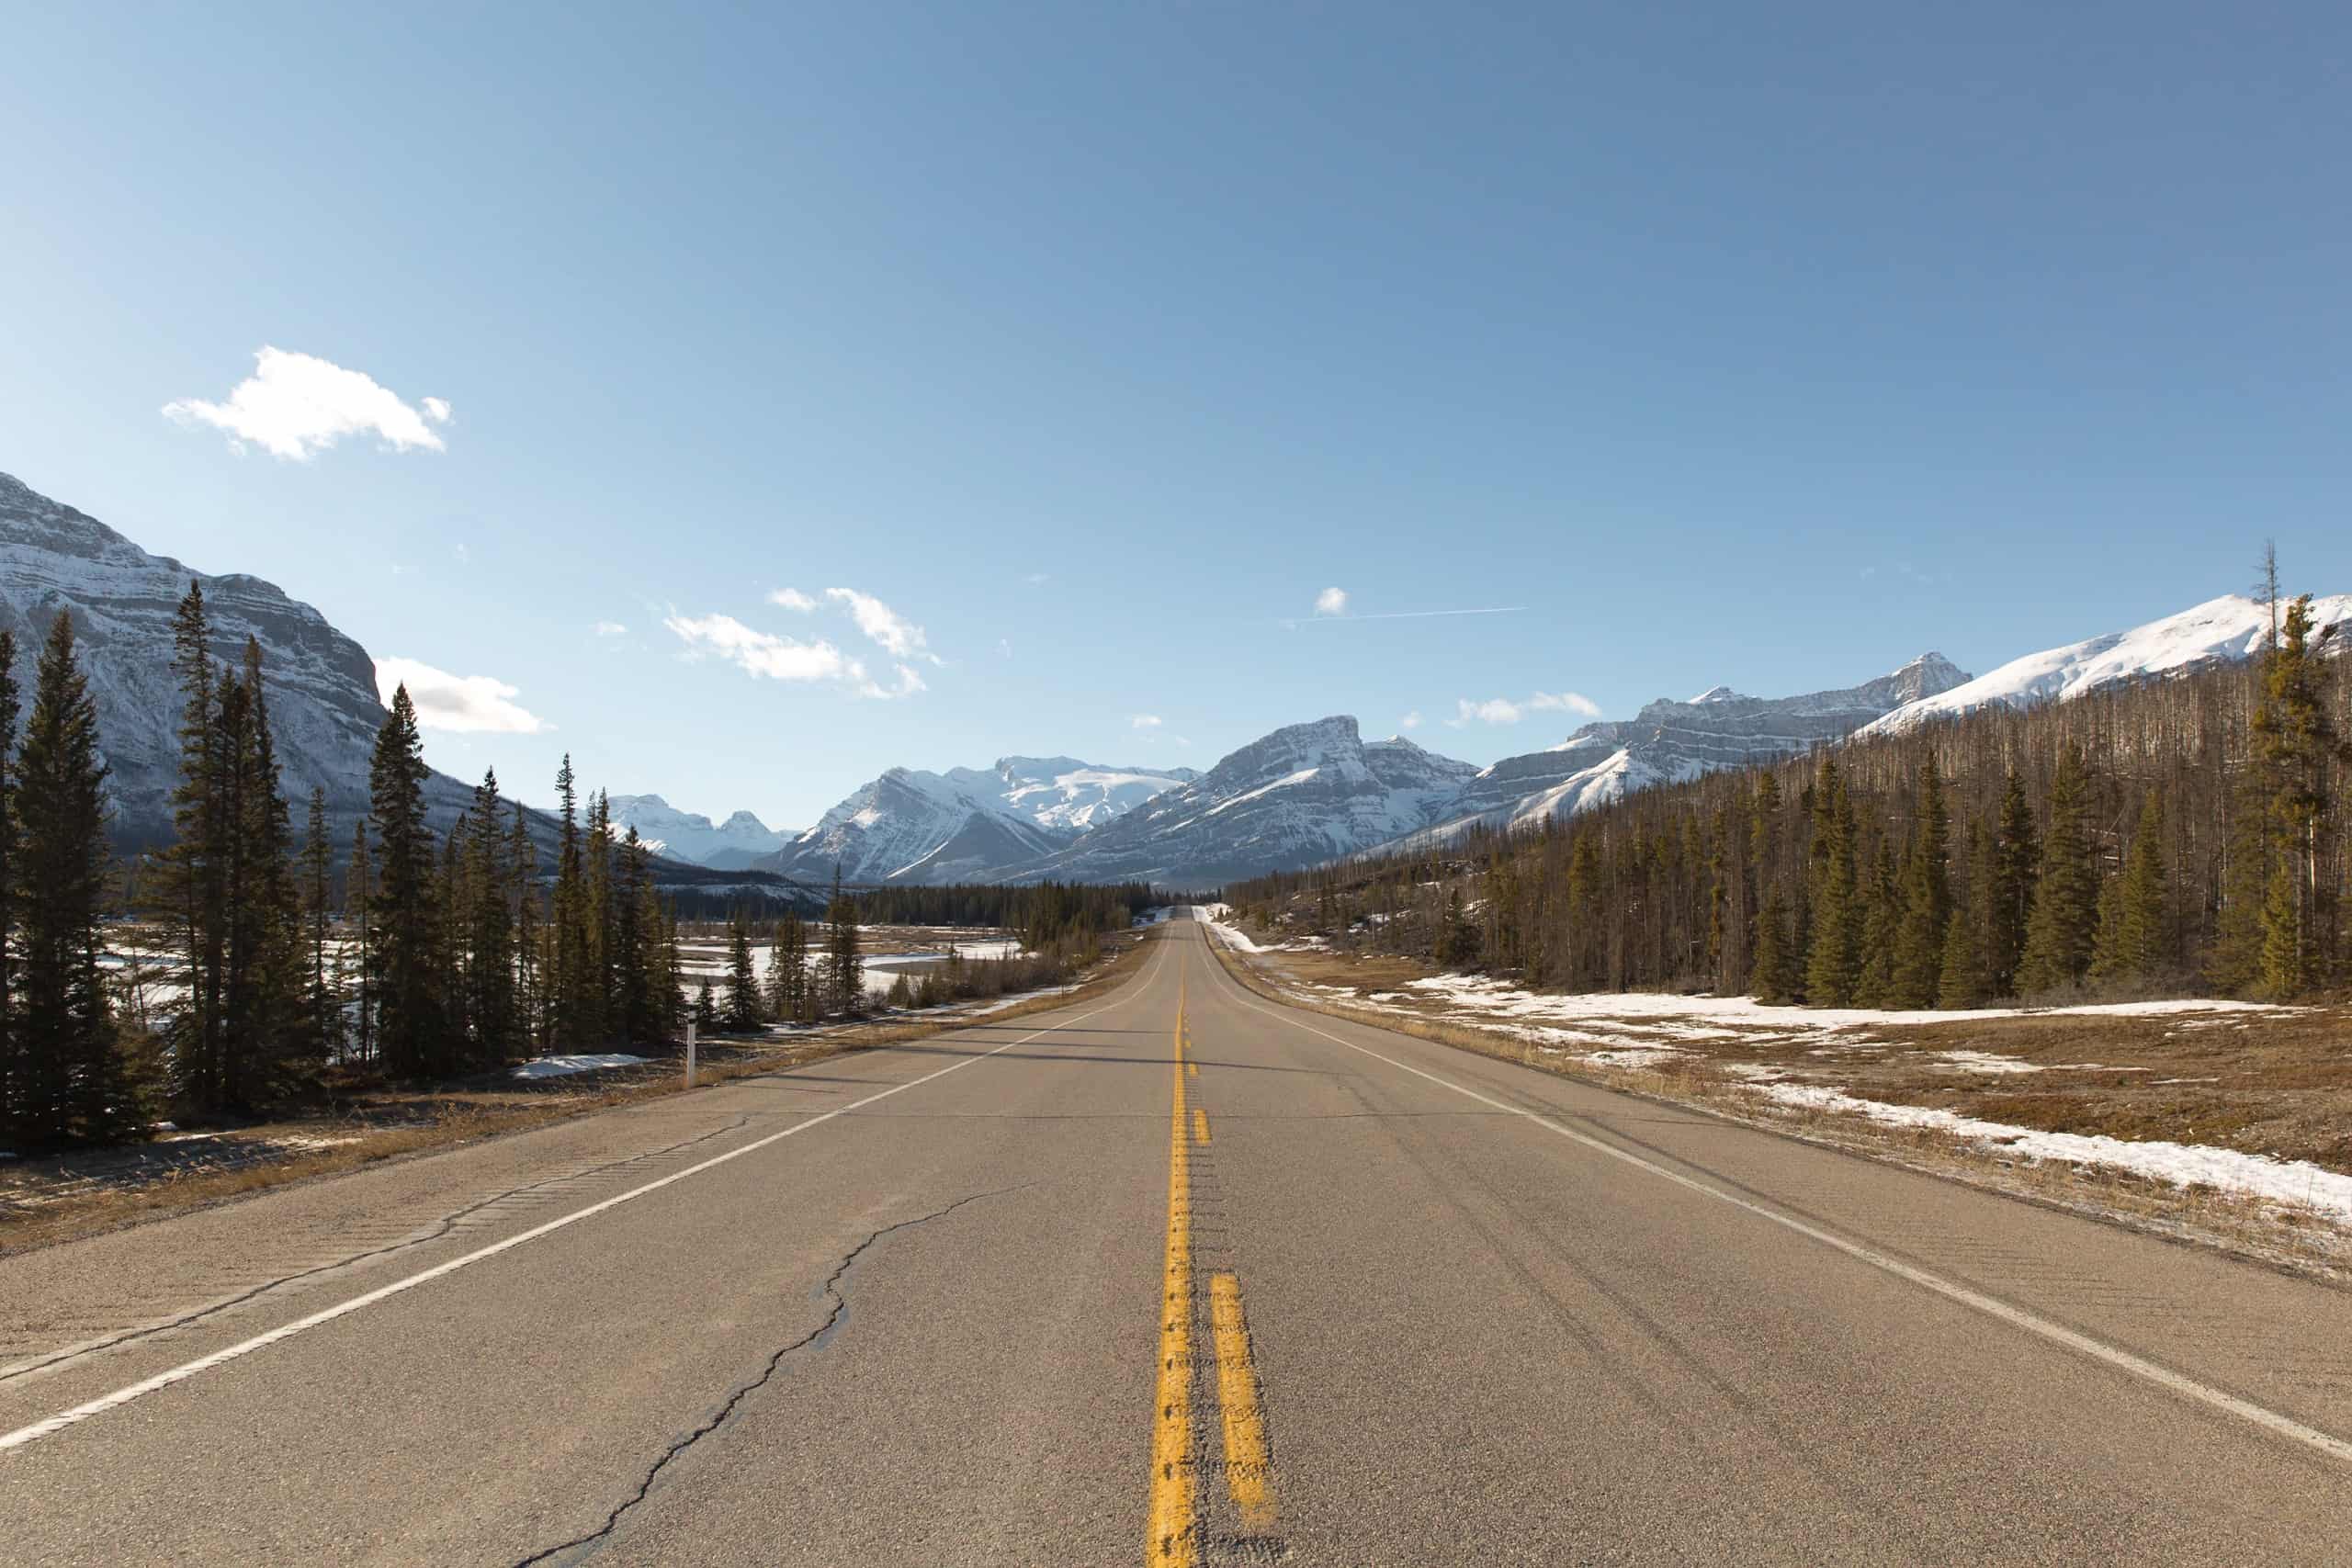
0 932 1158 1258
1201 932 2352 1280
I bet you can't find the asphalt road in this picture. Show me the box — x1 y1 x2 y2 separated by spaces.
6 913 2352 1564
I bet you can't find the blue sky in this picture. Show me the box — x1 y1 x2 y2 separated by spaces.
5 3 2347 829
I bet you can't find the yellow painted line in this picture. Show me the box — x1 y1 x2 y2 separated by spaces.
1148 992 1196 1566
1209 1272 1277 1535
1187 1060 1198 1078
1193 1109 1211 1145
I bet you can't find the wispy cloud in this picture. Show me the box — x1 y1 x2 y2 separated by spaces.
768 588 817 612
375 657 548 734
165 346 449 460
1446 690 1600 728
664 612 922 699
825 587 941 665
593 621 628 637
1131 714 1163 730
1399 710 1423 730
1314 585 1349 616
1528 690 1601 718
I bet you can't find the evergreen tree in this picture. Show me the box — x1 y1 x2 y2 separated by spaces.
368 686 445 1077
723 907 763 1028
824 866 864 1014
159 581 227 1109
300 786 342 1061
766 912 810 1022
2018 743 2099 994
509 802 540 1048
1804 759 1860 1006
1889 756 1951 1008
17 615 137 1146
2092 789 2170 984
346 817 373 1065
1851 841 1900 1007
464 771 519 1061
1749 884 1796 1004
1987 771 2039 997
1435 886 1482 970
694 977 718 1032
2252 596 2339 995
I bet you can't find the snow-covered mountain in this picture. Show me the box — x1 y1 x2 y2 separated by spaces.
1859 594 2352 738
0 469 495 849
989 718 1480 886
758 756 1196 884
1374 653 1973 856
606 795 795 870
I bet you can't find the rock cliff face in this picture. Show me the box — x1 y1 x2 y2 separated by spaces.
992 718 1480 886
0 471 435 847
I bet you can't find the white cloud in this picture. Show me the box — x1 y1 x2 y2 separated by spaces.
664 612 923 700
768 588 817 613
825 587 940 664
375 658 548 734
1314 586 1349 616
1399 710 1423 730
594 621 628 637
1449 691 1602 727
164 346 449 461
1449 697 1524 727
1528 691 1601 718
1131 714 1164 730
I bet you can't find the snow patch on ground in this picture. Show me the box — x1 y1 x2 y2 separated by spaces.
511 1054 650 1080
1402 975 2282 1032
1758 1083 2352 1223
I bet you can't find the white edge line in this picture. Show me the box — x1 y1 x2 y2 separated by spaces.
1193 924 2352 1468
0 948 1167 1455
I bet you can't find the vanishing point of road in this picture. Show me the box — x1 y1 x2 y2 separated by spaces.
5 914 2350 1564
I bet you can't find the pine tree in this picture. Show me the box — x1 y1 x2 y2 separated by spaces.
465 771 518 1062
2018 743 2099 995
549 754 592 1049
368 686 445 1077
1749 884 1796 1004
160 581 228 1109
1988 771 2039 998
1889 757 1951 1008
1804 760 1860 1006
2092 789 2170 984
766 912 809 1022
509 802 540 1048
2252 596 2339 996
219 638 310 1106
1851 841 1900 1008
347 817 373 1065
1436 887 1482 970
694 978 718 1032
824 866 864 1015
17 615 137 1146
724 907 763 1028
300 786 342 1061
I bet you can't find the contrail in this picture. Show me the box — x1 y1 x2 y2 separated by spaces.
1283 606 1529 626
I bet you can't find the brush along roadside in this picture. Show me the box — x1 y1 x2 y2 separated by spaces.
1199 931 2352 1281
0 932 1158 1258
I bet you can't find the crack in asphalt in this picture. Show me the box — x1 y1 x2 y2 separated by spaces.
0 1116 760 1387
514 1181 1036 1567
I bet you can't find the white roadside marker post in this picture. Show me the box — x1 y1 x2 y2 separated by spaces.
685 1020 697 1089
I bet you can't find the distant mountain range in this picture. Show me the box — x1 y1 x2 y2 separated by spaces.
606 796 796 870
751 758 1198 885
6 469 2330 893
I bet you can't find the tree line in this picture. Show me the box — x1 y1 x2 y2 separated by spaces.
850 880 1159 944
1230 592 2346 1010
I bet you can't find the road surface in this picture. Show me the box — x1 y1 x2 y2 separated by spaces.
5 914 2350 1563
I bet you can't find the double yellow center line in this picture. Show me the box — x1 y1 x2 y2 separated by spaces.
1148 976 1278 1565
